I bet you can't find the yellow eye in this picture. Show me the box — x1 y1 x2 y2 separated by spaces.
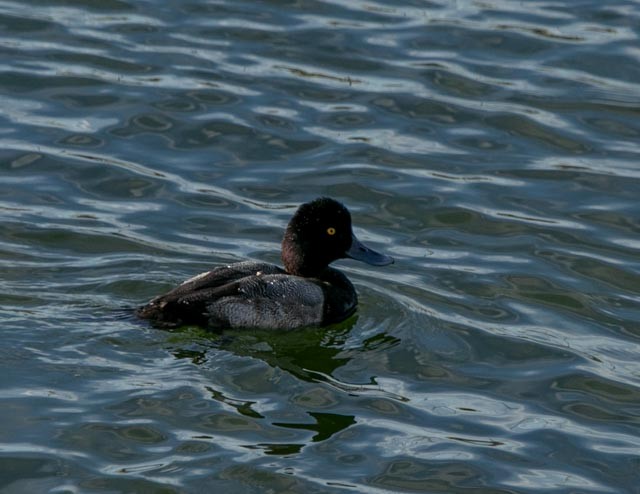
327 227 336 236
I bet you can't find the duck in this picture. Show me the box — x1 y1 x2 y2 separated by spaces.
136 197 393 330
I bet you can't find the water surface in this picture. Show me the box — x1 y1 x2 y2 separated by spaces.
1 0 640 492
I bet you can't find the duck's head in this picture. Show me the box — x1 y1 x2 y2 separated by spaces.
282 197 394 277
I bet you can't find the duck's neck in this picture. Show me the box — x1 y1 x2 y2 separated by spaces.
282 233 326 277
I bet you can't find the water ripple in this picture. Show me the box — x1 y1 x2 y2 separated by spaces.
2 0 640 492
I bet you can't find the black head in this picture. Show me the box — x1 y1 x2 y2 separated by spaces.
282 197 393 276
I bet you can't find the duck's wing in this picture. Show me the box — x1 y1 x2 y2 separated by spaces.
168 261 284 297
203 274 327 330
147 273 328 330
136 261 284 326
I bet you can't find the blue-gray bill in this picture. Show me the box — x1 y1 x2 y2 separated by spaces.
345 234 394 266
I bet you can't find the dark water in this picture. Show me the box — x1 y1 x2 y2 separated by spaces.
2 0 640 492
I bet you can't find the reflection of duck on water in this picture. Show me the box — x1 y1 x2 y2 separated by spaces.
168 322 404 455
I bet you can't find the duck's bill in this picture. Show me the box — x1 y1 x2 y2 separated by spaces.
346 234 394 266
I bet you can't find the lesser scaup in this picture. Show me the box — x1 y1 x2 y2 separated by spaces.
136 197 393 330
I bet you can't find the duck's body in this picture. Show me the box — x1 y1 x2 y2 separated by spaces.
137 198 393 330
137 261 357 329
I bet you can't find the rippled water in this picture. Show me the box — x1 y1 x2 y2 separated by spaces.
2 0 640 492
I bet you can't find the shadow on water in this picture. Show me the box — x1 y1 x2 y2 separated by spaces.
168 317 358 380
148 315 403 455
